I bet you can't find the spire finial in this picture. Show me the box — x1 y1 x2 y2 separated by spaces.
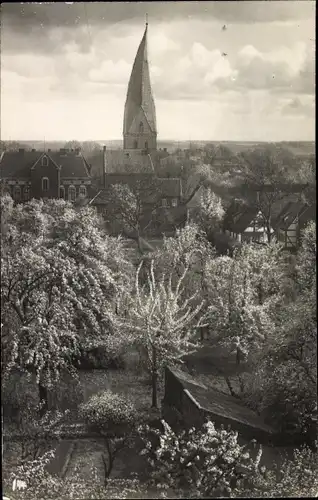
145 13 148 27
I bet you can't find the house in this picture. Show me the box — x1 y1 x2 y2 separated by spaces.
0 148 92 202
273 202 316 250
162 366 277 445
223 201 273 243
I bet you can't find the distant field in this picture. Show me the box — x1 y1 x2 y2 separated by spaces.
8 139 315 156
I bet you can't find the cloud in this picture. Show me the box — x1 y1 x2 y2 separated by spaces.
2 1 315 33
89 59 131 84
281 96 315 117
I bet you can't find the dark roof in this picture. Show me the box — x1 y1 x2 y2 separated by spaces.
0 151 40 179
49 151 90 177
224 201 259 233
157 178 182 197
87 149 155 176
274 202 316 230
168 367 275 436
90 175 181 205
0 150 90 179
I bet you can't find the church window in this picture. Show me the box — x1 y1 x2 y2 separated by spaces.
79 185 87 198
68 185 76 202
134 140 138 149
139 122 144 134
41 156 48 167
59 186 65 199
13 185 21 202
42 177 49 192
23 185 30 201
171 198 178 207
162 198 168 208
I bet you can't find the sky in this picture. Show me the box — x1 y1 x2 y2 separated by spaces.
1 1 315 142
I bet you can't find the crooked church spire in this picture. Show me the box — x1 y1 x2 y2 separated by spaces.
123 22 157 151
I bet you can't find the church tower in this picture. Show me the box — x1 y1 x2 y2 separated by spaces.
123 22 157 151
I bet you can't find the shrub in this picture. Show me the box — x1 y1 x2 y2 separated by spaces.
139 419 264 498
79 390 138 433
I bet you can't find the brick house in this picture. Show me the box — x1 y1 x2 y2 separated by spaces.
0 148 92 203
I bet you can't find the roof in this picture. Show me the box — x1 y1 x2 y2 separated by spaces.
0 150 90 179
123 25 157 135
0 151 41 179
224 201 260 233
90 175 181 205
168 366 275 436
274 202 316 230
88 149 155 175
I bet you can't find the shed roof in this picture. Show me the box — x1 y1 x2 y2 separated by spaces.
168 366 275 436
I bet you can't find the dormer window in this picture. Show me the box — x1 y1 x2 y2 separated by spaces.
139 122 144 134
41 156 48 167
42 177 49 192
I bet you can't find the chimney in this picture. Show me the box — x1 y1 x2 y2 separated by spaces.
103 146 107 188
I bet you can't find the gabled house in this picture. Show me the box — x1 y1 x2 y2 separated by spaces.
0 148 92 202
223 200 274 243
273 202 316 251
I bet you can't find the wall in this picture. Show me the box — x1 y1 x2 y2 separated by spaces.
30 155 59 198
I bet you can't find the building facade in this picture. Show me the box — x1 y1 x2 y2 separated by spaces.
0 148 92 203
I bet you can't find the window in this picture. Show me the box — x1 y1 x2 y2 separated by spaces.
59 186 65 199
145 141 148 150
42 177 49 192
79 185 86 198
171 198 178 207
162 198 168 208
139 122 144 134
134 140 138 149
68 185 76 202
23 185 30 201
41 156 48 167
13 185 21 201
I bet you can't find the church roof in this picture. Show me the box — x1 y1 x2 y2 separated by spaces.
123 25 157 135
87 149 155 176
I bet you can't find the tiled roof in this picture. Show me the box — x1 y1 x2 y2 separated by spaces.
0 151 40 179
91 175 181 204
273 202 316 230
87 149 155 176
0 150 90 179
49 151 90 177
224 201 259 233
167 367 275 436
